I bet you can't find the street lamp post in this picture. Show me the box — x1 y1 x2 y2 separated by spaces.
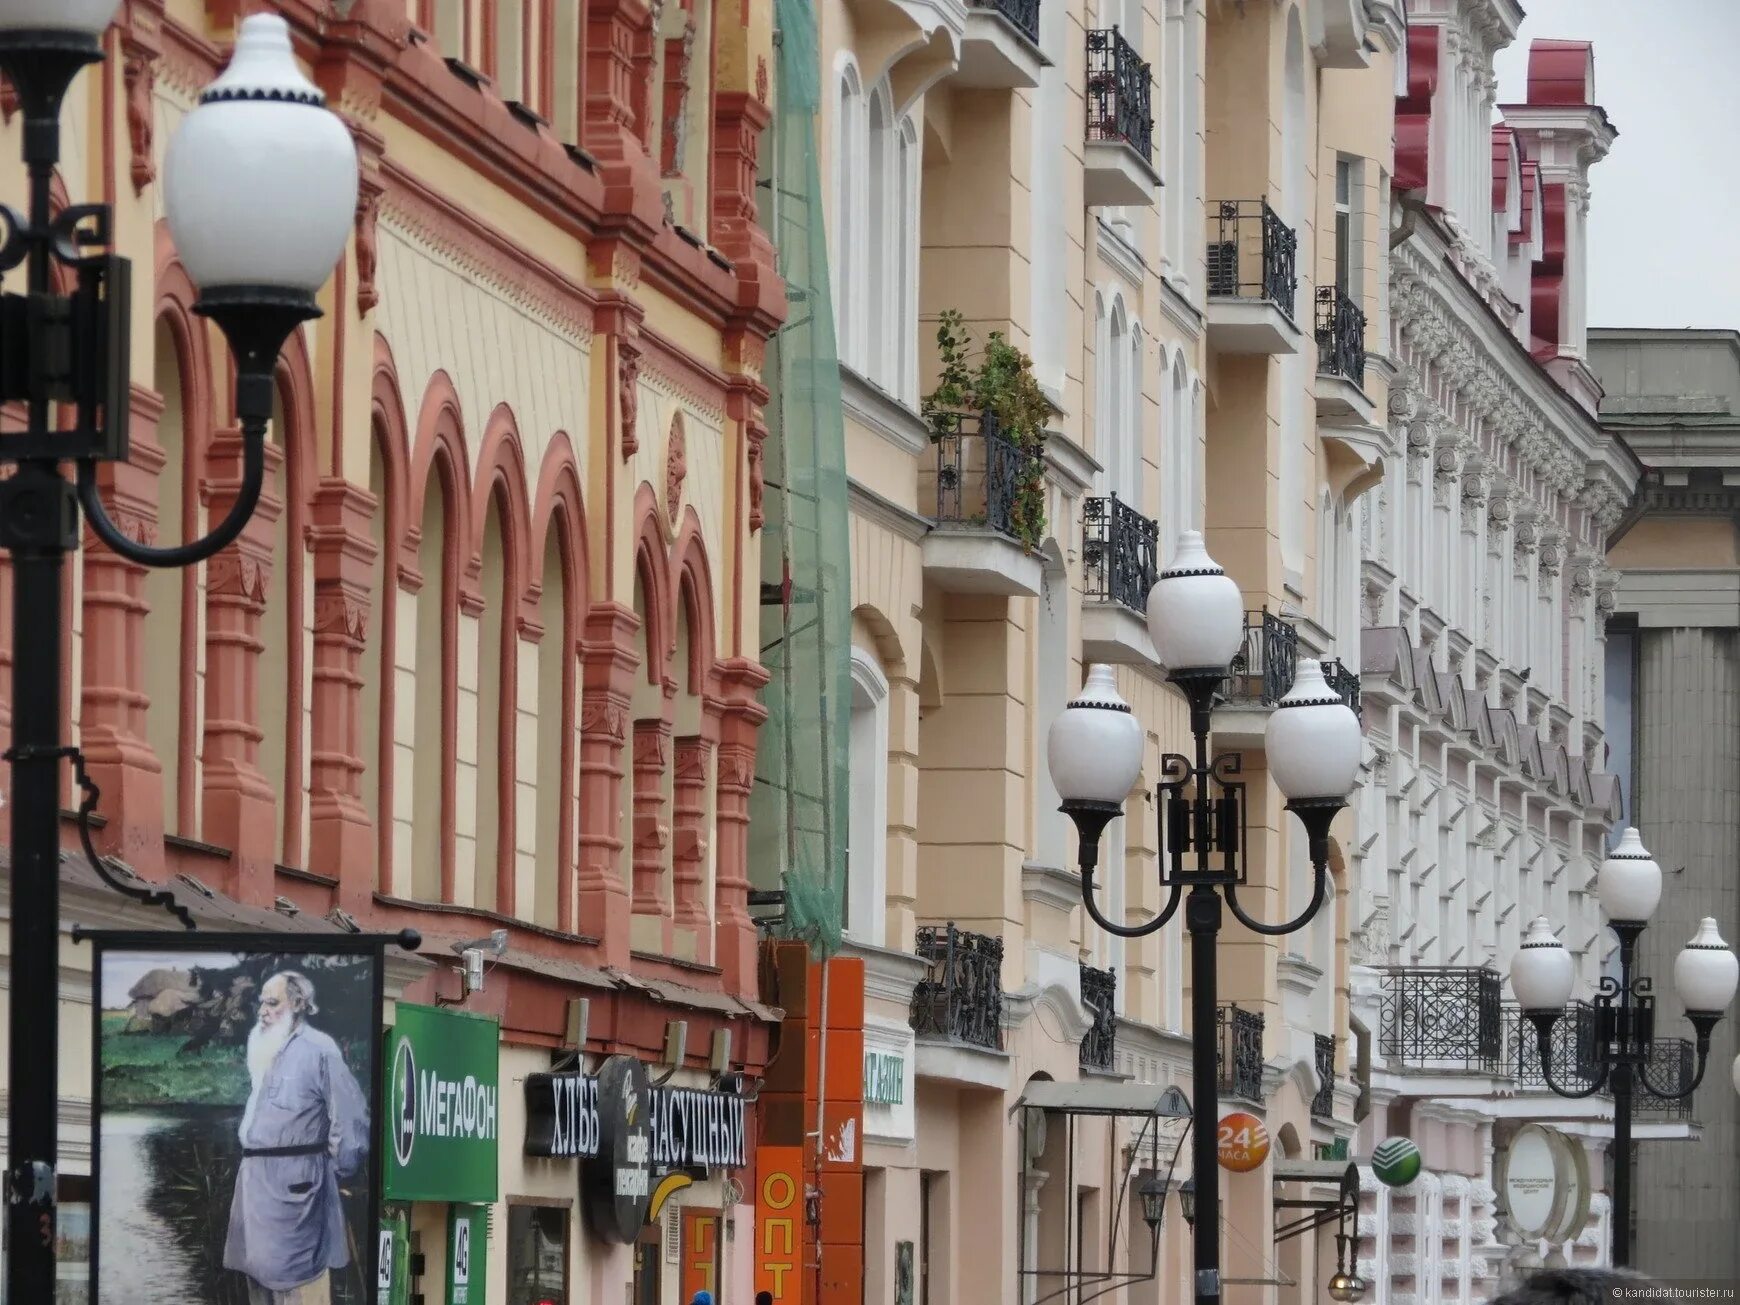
0 8 356 1299
1046 532 1363 1305
1508 828 1739 1269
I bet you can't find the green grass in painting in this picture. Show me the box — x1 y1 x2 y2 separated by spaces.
99 1013 250 1109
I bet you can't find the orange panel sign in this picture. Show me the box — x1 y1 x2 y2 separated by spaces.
755 1146 805 1303
681 1208 720 1299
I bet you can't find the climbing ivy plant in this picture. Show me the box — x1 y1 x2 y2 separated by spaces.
920 310 1051 551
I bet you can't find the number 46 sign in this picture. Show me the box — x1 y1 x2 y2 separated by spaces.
1217 1111 1271 1173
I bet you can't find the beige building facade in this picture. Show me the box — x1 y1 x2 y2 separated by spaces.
815 0 1404 1299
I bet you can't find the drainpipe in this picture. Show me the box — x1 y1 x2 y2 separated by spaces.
1390 190 1428 250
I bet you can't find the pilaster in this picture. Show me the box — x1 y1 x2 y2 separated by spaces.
200 429 284 904
672 734 712 956
714 655 769 996
579 602 638 959
306 477 379 908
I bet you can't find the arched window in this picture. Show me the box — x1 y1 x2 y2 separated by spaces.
411 462 454 902
1099 293 1139 506
145 318 195 834
475 491 510 913
866 80 895 386
1164 354 1192 560
832 57 865 366
534 519 572 930
361 421 391 881
895 113 921 405
847 647 889 947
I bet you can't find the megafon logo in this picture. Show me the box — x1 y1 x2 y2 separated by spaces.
392 1036 418 1168
621 1075 640 1128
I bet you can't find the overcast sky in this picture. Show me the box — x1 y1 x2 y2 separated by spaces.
1491 0 1740 331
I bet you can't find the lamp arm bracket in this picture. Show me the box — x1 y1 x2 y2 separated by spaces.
77 413 266 567
1223 861 1326 938
1080 863 1183 939
1533 1018 1609 1099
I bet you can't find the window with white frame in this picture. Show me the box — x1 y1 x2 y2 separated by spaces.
1160 354 1194 563
848 649 890 948
1097 293 1141 507
830 63 921 403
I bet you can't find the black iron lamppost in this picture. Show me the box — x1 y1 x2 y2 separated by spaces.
0 7 357 1299
1508 827 1738 1269
1045 531 1363 1305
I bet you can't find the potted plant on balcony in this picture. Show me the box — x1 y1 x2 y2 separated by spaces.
921 309 1050 550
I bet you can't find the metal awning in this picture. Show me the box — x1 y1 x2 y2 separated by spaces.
1273 1160 1358 1185
1013 1081 1192 1118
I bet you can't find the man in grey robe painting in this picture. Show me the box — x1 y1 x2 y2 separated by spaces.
223 971 369 1305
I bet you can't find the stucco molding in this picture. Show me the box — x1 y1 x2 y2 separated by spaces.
841 366 931 459
848 477 931 544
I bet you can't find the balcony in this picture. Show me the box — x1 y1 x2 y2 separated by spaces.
959 0 1044 88
1217 1004 1265 1103
921 411 1043 597
1084 28 1158 207
1214 609 1297 745
1205 200 1301 354
911 924 1006 1052
1319 656 1362 722
1081 494 1159 664
1312 1033 1336 1119
1315 285 1373 422
1379 966 1504 1075
1079 962 1118 1071
1634 1039 1696 1123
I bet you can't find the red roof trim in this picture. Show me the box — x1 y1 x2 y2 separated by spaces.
1526 39 1595 108
1395 25 1441 192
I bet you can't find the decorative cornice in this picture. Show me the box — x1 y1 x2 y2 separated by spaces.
841 366 930 459
848 477 931 544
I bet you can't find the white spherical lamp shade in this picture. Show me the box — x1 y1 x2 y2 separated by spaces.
1597 828 1662 924
164 14 358 300
1510 917 1575 1012
1674 918 1739 1015
1731 1051 1740 1099
0 0 119 35
1265 658 1362 802
1146 532 1245 673
1047 664 1143 807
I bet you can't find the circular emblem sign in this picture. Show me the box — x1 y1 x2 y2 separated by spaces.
1371 1137 1422 1188
1500 1124 1560 1239
391 1034 418 1169
582 1055 652 1244
1217 1111 1271 1173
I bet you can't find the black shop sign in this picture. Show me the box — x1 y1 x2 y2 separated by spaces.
524 1057 747 1243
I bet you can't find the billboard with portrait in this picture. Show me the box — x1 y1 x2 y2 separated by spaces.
89 934 387 1305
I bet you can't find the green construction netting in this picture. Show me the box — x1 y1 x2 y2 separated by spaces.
747 0 852 958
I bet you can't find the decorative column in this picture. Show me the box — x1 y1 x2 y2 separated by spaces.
77 384 169 876
631 717 672 922
714 656 768 995
306 477 379 907
672 734 712 953
579 603 637 962
201 427 283 905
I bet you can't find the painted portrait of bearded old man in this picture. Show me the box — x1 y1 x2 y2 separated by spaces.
97 946 380 1305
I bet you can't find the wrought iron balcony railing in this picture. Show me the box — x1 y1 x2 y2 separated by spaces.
1079 962 1118 1070
1506 1002 1601 1091
911 924 1006 1051
1320 657 1362 722
932 411 1042 540
1223 609 1298 707
1315 285 1367 386
1217 1004 1265 1102
1206 199 1298 319
1086 28 1153 162
1634 1039 1695 1122
971 0 1041 48
1312 1033 1336 1118
1379 966 1504 1073
1082 494 1158 613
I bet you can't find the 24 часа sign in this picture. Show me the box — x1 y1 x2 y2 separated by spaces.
524 1057 748 1243
383 1003 501 1204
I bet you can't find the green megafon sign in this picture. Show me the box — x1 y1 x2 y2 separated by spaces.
383 1004 500 1202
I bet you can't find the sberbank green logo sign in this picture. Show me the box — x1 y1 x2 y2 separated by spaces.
383 1004 500 1203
